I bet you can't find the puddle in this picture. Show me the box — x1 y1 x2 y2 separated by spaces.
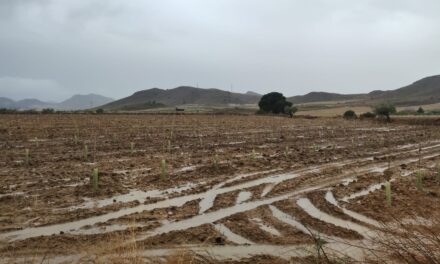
261 183 276 197
236 191 252 204
325 191 381 227
340 182 387 202
297 198 373 237
269 205 314 236
251 218 281 236
214 224 254 245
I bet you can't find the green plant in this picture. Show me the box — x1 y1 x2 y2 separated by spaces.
343 110 357 119
25 148 29 165
167 140 171 152
284 146 289 158
373 103 396 122
251 149 256 162
417 106 425 115
84 144 88 161
96 108 104 114
416 171 424 191
385 181 392 207
161 159 167 179
130 142 135 154
213 153 219 170
258 92 293 114
91 168 99 192
284 105 298 118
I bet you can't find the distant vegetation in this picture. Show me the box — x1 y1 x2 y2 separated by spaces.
119 101 166 111
374 103 396 122
343 110 357 119
258 92 296 116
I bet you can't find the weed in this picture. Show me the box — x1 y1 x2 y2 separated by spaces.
161 159 167 179
130 142 135 154
24 148 29 165
91 168 99 192
385 181 392 207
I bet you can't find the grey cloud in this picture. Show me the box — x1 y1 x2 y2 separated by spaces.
1 0 440 100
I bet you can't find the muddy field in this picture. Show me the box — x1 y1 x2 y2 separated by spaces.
1 114 440 263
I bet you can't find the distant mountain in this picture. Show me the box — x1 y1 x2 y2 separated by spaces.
0 94 113 110
0 97 15 108
58 94 114 110
288 92 365 104
100 86 261 110
288 75 440 106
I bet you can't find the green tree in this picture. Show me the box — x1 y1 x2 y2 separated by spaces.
96 108 104 114
258 92 293 114
343 110 357 119
284 105 298 117
373 103 396 122
417 107 425 114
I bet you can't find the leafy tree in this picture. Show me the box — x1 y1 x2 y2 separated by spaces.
258 92 293 114
284 105 298 118
343 110 357 119
417 107 425 114
373 103 396 122
96 108 104 114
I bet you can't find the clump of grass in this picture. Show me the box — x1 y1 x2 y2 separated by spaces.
130 142 135 154
84 144 88 161
24 148 30 165
251 148 256 162
385 181 392 207
213 153 219 170
167 140 171 152
416 171 423 191
161 159 167 179
284 146 289 158
91 168 99 192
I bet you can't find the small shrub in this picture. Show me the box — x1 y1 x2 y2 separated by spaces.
91 168 99 192
343 110 357 119
373 103 396 122
417 107 425 114
25 149 30 165
360 112 376 119
385 181 392 207
41 108 55 114
161 159 167 179
96 108 104 114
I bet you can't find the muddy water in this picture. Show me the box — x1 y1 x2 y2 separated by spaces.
2 146 439 243
251 217 281 236
325 191 381 227
236 191 252 204
214 224 254 244
297 198 373 237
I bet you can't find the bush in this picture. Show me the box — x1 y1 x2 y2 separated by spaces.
373 103 396 122
284 105 298 117
343 110 357 119
96 108 104 114
258 92 293 114
41 108 55 114
417 107 425 114
360 112 376 119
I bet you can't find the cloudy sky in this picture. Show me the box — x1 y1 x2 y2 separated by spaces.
1 0 440 101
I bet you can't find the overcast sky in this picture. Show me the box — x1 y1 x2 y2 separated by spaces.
1 0 440 101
